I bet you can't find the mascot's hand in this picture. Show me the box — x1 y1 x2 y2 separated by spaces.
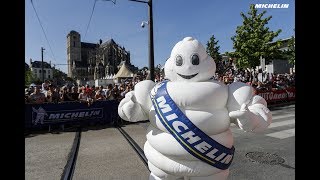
118 91 147 122
229 102 272 132
229 103 255 131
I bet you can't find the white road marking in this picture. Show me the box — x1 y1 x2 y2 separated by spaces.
230 112 295 139
265 128 295 139
269 120 295 128
271 114 295 121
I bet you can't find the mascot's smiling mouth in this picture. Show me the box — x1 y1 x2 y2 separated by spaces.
177 73 198 79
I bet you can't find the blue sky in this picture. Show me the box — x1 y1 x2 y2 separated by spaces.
25 0 295 73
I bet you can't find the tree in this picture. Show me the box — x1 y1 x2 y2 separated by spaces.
206 35 222 62
228 4 283 69
285 36 295 65
25 69 36 87
206 35 224 74
52 68 68 86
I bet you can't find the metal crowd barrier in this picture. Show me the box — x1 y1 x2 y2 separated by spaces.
25 88 295 132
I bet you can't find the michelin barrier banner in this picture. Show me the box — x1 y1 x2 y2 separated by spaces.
25 100 119 128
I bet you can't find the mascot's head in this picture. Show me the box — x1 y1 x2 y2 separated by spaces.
164 37 216 82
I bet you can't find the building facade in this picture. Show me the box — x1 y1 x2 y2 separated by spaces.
67 30 137 81
265 37 295 74
29 59 53 80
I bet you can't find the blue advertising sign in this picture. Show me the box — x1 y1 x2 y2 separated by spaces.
25 100 119 128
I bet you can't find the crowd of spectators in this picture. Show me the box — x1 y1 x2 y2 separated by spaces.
25 64 295 105
212 67 295 92
25 74 154 105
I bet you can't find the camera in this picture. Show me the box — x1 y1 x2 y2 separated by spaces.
141 22 145 28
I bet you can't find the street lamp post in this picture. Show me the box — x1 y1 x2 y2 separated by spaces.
129 0 155 81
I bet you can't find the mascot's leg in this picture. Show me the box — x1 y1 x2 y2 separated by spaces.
148 161 184 180
188 169 229 180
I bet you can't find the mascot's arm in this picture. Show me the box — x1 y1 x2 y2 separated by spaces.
118 80 155 122
227 82 272 133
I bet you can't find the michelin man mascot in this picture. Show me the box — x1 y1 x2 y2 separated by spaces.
118 37 272 180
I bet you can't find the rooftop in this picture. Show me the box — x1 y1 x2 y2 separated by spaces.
30 61 52 68
81 42 99 49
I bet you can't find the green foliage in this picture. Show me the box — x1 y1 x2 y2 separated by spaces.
206 35 222 62
65 76 76 83
53 68 67 78
52 68 69 85
229 4 283 69
206 34 224 74
33 78 43 85
285 36 295 65
25 69 36 86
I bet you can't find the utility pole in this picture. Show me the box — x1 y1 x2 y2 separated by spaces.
148 0 155 81
41 47 45 83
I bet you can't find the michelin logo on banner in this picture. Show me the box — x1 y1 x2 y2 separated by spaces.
31 106 103 125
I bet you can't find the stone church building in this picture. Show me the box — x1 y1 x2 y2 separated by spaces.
67 30 137 81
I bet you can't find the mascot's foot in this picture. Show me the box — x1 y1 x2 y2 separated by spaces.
148 161 183 180
148 160 229 180
188 169 229 180
149 172 183 180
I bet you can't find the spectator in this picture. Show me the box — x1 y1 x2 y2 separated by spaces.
78 88 93 106
60 86 73 102
95 89 106 101
27 86 35 96
46 84 60 103
29 86 46 104
98 85 106 97
42 80 50 91
120 85 130 98
112 84 121 101
69 86 79 101
106 84 115 100
256 81 267 91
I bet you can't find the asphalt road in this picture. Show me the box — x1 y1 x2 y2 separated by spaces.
72 125 149 180
228 104 295 180
25 131 76 180
123 104 295 180
25 104 295 180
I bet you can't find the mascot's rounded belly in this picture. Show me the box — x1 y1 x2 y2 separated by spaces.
144 81 234 176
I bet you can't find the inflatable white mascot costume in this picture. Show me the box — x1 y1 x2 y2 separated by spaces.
118 37 272 180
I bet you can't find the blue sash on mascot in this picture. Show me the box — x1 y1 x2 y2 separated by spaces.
150 81 234 170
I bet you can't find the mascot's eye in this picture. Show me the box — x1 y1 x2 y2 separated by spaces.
176 55 183 66
191 54 199 65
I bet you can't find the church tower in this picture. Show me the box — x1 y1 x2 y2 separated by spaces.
67 30 81 78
